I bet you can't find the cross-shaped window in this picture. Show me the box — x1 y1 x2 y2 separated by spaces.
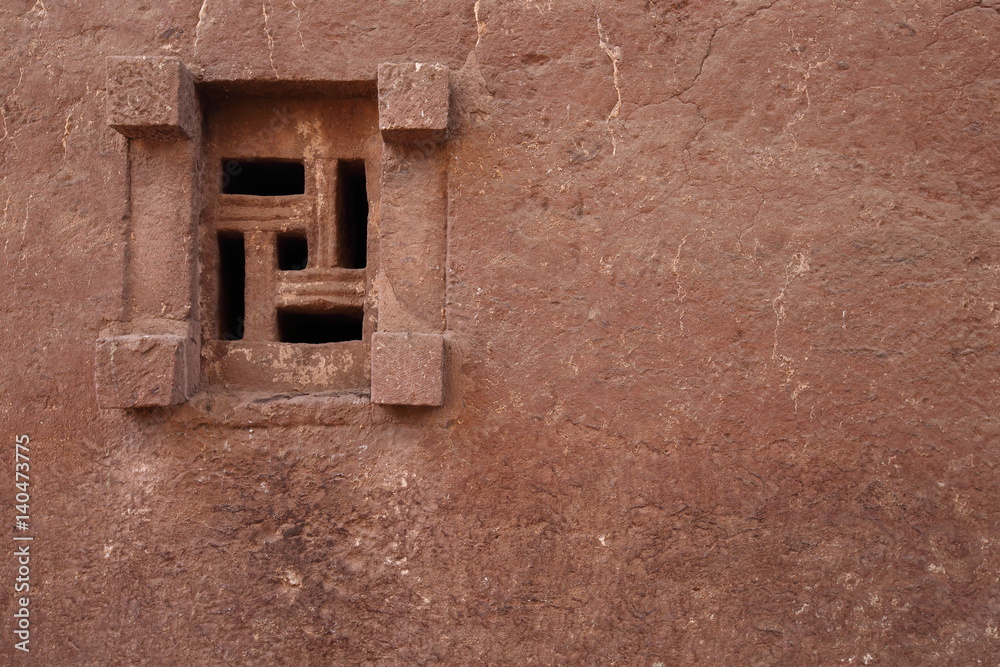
200 94 379 393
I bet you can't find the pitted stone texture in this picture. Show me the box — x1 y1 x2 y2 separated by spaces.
10 3 1000 665
95 334 194 408
106 56 196 140
370 332 444 406
377 63 449 143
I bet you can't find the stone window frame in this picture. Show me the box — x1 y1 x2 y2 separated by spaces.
95 57 450 410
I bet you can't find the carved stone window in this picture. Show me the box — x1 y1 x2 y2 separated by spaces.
199 93 379 394
96 57 450 410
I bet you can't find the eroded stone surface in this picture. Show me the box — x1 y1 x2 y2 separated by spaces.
3 1 1000 665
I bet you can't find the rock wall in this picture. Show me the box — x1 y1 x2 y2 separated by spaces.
2 0 1000 664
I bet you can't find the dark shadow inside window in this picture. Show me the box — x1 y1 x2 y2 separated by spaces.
277 308 363 344
222 159 305 196
336 159 368 268
218 232 245 340
277 232 308 270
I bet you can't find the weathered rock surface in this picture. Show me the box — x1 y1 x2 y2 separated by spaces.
2 0 1000 664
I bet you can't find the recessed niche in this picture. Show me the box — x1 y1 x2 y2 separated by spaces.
202 94 378 393
217 232 245 340
336 159 368 269
277 232 308 270
222 159 305 196
277 308 364 344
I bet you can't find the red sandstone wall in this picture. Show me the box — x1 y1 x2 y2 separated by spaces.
3 0 1000 664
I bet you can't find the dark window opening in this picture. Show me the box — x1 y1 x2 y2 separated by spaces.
336 159 368 269
277 308 363 344
218 232 245 340
222 159 305 196
277 232 308 270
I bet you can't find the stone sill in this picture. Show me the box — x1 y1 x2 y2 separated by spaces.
182 389 388 427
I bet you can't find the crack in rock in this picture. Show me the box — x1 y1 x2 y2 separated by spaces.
596 15 623 155
262 0 278 77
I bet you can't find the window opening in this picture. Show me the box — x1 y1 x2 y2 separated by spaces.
222 159 305 196
336 159 368 269
277 232 308 270
276 308 364 344
202 94 377 393
217 232 245 340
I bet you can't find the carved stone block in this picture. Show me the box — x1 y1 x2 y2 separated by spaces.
377 63 449 143
106 56 196 140
370 332 444 406
95 334 195 408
